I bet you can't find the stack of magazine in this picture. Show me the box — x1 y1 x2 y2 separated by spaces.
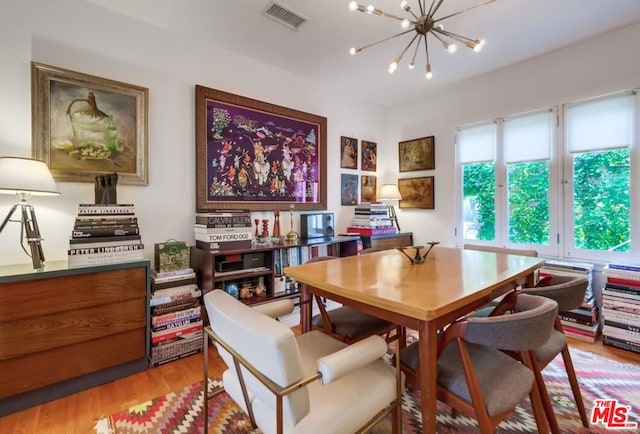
68 203 144 267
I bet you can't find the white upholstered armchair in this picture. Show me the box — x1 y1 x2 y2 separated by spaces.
203 290 403 434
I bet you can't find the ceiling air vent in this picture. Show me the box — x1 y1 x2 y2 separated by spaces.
263 1 308 30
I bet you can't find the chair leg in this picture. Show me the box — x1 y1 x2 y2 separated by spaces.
523 351 550 434
561 345 589 427
531 359 560 433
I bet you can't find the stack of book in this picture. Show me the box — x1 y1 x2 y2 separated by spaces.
194 209 253 251
346 202 396 236
150 267 203 366
602 263 640 354
539 259 600 343
68 203 144 267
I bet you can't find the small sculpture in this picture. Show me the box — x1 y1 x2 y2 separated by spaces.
94 172 118 204
397 241 440 264
285 204 299 242
273 209 281 237
254 218 260 238
255 276 266 296
261 219 269 238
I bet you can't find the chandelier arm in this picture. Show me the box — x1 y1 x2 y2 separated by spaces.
429 29 452 47
418 0 425 16
424 34 431 65
353 4 405 21
429 0 447 19
397 33 420 61
433 0 496 23
355 28 417 52
426 0 438 19
433 27 475 44
410 35 422 66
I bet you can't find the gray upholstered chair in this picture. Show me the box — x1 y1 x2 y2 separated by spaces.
307 255 401 344
522 274 590 428
203 290 403 434
400 293 558 434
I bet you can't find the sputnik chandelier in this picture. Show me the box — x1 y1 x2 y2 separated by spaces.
348 0 495 79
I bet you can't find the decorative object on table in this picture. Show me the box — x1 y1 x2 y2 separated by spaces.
94 172 118 204
272 210 281 237
31 62 148 185
254 218 260 238
361 140 377 172
195 85 327 211
347 1 494 80
340 135 358 169
399 136 435 172
0 157 60 269
340 173 359 206
261 219 269 238
154 239 189 272
398 176 434 209
255 276 266 296
361 175 377 202
377 183 403 231
396 242 440 264
285 204 299 242
225 282 239 299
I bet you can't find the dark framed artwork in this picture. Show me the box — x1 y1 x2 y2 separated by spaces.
340 136 358 169
361 175 377 202
361 140 377 172
399 136 435 172
195 85 327 211
341 173 359 206
31 62 149 185
398 176 435 209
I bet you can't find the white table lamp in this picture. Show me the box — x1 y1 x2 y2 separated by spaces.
0 157 60 269
378 183 403 231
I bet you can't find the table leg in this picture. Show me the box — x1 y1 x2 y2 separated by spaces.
419 321 438 434
299 284 312 333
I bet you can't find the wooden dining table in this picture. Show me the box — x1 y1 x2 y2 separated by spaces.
284 245 545 434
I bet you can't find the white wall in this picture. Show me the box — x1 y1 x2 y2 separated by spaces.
386 23 640 248
0 0 388 267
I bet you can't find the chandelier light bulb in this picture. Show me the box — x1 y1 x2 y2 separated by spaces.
388 61 398 74
408 61 415 70
447 43 457 53
400 1 410 11
349 47 357 55
366 4 375 13
425 64 433 79
401 19 411 29
349 1 359 11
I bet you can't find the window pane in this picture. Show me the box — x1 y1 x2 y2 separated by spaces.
573 149 630 251
507 161 550 244
462 162 495 241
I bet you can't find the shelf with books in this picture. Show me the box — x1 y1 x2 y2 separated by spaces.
602 263 640 354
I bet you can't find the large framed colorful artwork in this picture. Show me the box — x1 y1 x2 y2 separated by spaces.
195 85 327 211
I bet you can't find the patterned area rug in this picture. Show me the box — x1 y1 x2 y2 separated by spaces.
96 349 640 433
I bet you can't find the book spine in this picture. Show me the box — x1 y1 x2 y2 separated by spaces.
603 319 640 333
605 282 640 294
603 266 640 282
150 289 201 306
194 231 252 242
151 277 197 291
193 225 252 234
152 307 201 325
194 239 253 251
72 227 140 237
602 336 640 354
152 267 195 279
194 215 252 226
151 322 203 344
602 324 640 343
77 206 135 215
68 244 144 255
74 223 139 231
604 276 640 288
559 314 597 327
150 347 202 367
75 217 138 225
602 308 640 327
151 314 202 332
151 299 200 315
346 227 397 236
69 235 142 246
68 249 144 266
152 283 198 297
150 272 197 284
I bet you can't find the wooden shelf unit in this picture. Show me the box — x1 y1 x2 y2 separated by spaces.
190 236 359 306
0 259 150 417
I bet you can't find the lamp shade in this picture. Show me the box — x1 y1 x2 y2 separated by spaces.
378 184 402 201
0 157 60 196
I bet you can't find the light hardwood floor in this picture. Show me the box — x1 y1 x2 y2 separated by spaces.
1 335 638 434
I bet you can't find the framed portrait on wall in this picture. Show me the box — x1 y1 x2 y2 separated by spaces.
195 85 327 211
361 175 377 202
341 173 359 206
361 140 377 172
340 136 358 169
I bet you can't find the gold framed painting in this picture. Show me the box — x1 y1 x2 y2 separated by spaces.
360 175 377 202
398 176 434 209
31 62 149 185
399 136 435 172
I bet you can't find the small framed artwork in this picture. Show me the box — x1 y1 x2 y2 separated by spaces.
340 136 358 169
341 173 359 206
361 175 377 202
361 140 377 172
399 136 435 172
31 62 149 185
398 176 435 209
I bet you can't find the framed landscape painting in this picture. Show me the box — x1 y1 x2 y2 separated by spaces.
195 85 327 211
398 176 435 209
31 62 149 185
399 136 435 172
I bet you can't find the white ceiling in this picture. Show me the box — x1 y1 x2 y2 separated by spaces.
87 0 640 107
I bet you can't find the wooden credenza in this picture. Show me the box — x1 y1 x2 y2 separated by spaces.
0 260 150 416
